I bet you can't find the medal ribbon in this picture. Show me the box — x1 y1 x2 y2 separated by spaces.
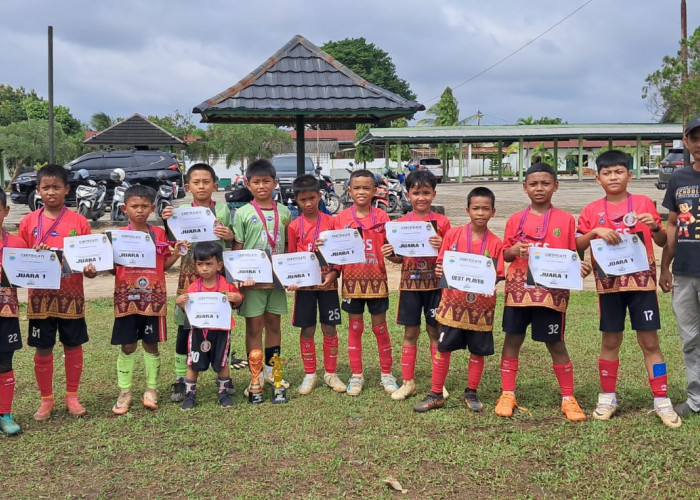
466 223 489 255
35 206 67 245
602 194 633 226
515 205 552 243
0 230 8 262
408 211 434 222
251 200 279 251
299 214 322 252
351 206 385 232
125 223 172 254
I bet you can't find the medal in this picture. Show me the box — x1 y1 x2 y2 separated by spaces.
466 293 477 304
200 339 212 353
179 244 188 255
623 212 638 227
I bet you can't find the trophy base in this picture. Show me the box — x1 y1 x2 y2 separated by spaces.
271 385 289 404
248 388 264 404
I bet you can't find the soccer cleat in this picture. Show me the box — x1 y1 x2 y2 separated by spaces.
494 392 517 418
413 393 445 413
390 379 416 400
561 396 586 422
181 392 196 411
443 386 450 400
346 375 365 396
218 391 234 409
0 414 20 435
297 374 318 395
323 372 347 392
142 388 158 410
592 393 618 421
171 379 186 403
65 394 86 417
380 373 399 394
464 389 483 412
112 390 132 415
33 398 55 422
654 398 682 428
265 372 290 389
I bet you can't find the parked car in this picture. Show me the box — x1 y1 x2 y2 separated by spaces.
407 158 444 182
271 154 316 204
656 149 687 190
11 149 185 209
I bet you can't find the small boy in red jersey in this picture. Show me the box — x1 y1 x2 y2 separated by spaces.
333 169 397 396
111 185 186 415
577 150 680 428
413 187 503 413
0 191 27 434
287 175 346 394
381 169 450 400
495 163 591 422
17 164 97 421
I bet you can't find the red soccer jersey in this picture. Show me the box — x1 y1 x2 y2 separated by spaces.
186 275 241 330
503 206 576 312
18 208 91 319
114 225 171 318
397 211 451 291
577 194 661 294
335 206 389 299
0 232 28 318
287 212 339 291
435 225 504 331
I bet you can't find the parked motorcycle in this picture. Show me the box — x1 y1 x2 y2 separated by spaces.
110 168 130 222
75 169 108 221
155 170 177 220
315 166 341 214
340 163 391 211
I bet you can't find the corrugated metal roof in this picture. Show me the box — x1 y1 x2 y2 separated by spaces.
281 140 339 154
193 35 424 124
83 113 185 147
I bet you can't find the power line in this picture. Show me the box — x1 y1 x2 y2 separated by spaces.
424 0 595 104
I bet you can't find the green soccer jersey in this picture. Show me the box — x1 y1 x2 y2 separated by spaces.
232 202 292 254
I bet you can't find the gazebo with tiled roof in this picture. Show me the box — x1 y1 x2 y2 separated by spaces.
83 113 185 149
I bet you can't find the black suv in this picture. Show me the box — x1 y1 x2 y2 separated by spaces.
656 149 687 190
11 150 185 209
271 154 315 203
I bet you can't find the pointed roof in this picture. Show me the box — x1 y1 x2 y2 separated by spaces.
193 35 424 124
83 113 185 148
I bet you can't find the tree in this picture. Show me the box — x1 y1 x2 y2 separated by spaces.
420 87 460 178
0 84 41 126
643 25 700 121
516 116 566 125
389 118 411 164
0 119 79 169
148 110 199 142
21 97 83 136
353 123 374 167
90 112 117 131
206 124 292 169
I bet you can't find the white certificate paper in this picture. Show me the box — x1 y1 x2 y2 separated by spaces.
223 250 273 283
272 252 322 287
63 234 114 272
528 248 583 291
167 206 218 242
441 251 497 295
385 221 438 257
109 230 156 269
184 292 231 330
2 248 61 289
318 229 366 264
590 234 650 276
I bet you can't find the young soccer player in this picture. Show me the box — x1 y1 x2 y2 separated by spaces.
111 185 186 415
162 163 235 403
413 187 504 413
18 164 98 421
380 169 450 400
576 150 680 426
0 191 27 434
232 159 292 392
495 163 591 422
175 241 244 409
286 175 346 394
334 169 397 396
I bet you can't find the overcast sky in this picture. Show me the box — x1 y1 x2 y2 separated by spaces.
0 0 695 128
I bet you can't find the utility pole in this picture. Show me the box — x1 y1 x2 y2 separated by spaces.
681 1 691 166
48 26 54 164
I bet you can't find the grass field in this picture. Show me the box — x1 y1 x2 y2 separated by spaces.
1 292 699 499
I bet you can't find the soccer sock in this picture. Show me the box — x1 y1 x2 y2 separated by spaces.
400 344 418 381
64 347 83 394
348 318 364 375
185 378 197 394
650 362 668 399
598 358 619 394
323 335 339 374
143 351 161 390
430 350 451 395
217 377 229 393
34 353 54 398
373 323 393 374
553 361 575 398
467 355 485 391
0 370 16 414
264 346 281 371
430 344 438 364
300 338 317 375
500 357 519 393
116 351 136 391
174 354 188 379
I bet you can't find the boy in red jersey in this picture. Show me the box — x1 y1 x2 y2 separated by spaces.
0 191 27 434
334 169 397 396
111 185 186 415
413 187 503 413
287 175 345 394
381 169 450 400
577 150 680 428
17 164 97 421
495 163 591 422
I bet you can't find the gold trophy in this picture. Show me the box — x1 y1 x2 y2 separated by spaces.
247 349 264 404
270 353 288 404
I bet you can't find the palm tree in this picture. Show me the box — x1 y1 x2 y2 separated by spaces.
89 112 116 131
